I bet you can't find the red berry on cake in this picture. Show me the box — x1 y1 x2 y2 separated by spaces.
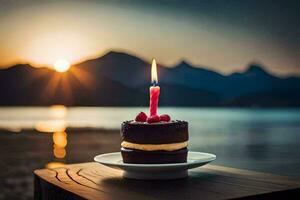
135 112 148 122
147 115 160 123
160 114 171 122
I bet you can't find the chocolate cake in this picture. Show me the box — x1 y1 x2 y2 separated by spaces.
121 120 189 164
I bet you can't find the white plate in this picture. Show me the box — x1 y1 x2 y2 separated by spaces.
94 151 216 180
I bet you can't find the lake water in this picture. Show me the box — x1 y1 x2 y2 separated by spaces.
1 106 300 177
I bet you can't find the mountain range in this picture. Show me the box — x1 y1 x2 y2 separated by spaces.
0 50 299 107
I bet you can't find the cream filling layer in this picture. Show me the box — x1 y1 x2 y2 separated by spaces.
121 141 188 151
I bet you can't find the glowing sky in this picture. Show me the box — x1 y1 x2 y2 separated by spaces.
0 0 299 76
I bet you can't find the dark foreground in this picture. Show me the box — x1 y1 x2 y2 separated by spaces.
35 162 300 200
0 129 120 200
1 124 300 199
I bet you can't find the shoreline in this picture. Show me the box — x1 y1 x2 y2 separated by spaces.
0 127 119 134
0 128 121 200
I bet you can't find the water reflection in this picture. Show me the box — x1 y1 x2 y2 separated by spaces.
46 162 66 169
1 107 300 176
49 105 67 118
35 121 66 133
53 131 67 158
244 126 269 160
34 105 68 168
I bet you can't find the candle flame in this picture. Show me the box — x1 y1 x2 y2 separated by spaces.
151 59 158 84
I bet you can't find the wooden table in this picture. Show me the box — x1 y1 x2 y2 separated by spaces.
34 162 300 200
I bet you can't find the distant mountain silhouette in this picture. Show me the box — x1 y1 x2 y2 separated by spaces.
0 50 299 107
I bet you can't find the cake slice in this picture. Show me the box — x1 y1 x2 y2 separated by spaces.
121 120 188 164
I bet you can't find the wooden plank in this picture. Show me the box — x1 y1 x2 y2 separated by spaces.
34 162 300 200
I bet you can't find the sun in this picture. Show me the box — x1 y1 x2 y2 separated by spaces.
53 59 71 73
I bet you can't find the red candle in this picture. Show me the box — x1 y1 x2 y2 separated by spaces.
149 59 160 116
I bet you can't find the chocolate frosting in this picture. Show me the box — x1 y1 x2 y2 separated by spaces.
121 120 188 144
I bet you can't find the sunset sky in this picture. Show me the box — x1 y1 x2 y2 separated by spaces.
0 0 299 76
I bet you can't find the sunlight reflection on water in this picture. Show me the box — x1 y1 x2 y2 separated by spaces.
33 106 68 167
0 106 300 175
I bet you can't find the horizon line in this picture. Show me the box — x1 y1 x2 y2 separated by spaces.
0 49 299 79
